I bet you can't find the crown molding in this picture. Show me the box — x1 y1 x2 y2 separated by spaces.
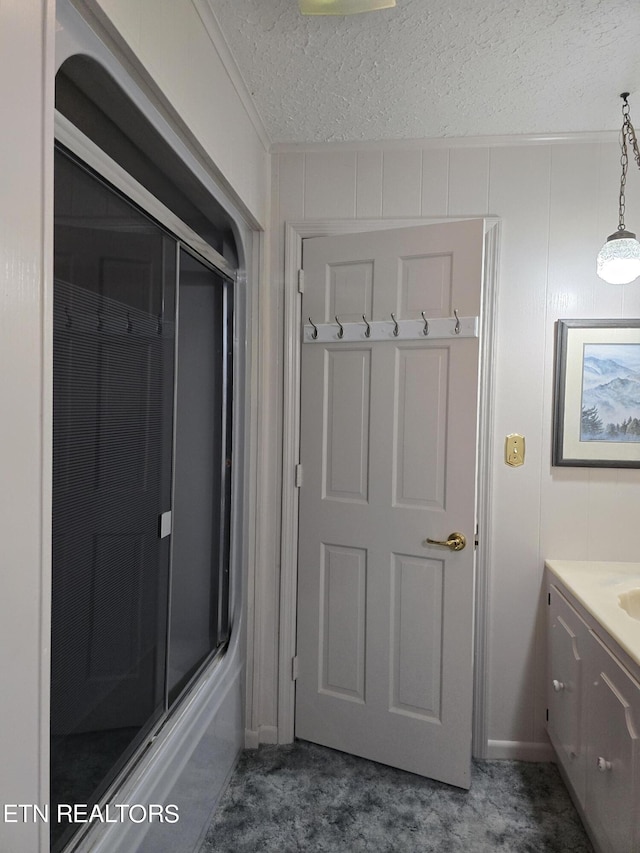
192 0 272 153
272 130 618 154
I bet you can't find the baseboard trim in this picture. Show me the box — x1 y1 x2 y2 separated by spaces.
245 725 278 748
486 740 555 762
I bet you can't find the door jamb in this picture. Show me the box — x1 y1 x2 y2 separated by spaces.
278 217 500 759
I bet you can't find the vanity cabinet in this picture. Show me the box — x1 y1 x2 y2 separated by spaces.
585 633 640 853
547 572 640 853
547 585 587 807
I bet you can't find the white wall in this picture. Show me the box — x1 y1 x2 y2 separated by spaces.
0 2 54 852
260 139 640 756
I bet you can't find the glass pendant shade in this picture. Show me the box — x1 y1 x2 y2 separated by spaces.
596 230 640 284
299 0 396 14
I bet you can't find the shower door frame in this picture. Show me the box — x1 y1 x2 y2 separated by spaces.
51 110 249 852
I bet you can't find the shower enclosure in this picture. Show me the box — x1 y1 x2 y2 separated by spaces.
51 146 234 852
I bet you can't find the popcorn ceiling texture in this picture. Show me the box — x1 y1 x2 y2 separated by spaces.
208 0 640 144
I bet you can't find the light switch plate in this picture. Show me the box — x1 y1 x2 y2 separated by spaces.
505 434 525 467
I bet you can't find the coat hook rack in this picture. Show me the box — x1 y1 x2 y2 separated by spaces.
303 312 478 344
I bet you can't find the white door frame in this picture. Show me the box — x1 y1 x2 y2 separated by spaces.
278 217 500 760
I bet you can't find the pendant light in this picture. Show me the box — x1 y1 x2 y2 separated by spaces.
299 0 396 14
597 93 640 284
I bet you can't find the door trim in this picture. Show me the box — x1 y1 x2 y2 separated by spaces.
278 217 500 760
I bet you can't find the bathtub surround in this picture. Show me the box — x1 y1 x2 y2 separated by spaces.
202 741 593 852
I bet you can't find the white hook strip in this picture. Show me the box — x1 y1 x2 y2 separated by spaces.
303 315 478 343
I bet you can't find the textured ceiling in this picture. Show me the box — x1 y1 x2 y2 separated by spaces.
208 0 640 145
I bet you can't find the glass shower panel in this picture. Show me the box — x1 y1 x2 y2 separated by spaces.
51 148 176 852
167 249 232 704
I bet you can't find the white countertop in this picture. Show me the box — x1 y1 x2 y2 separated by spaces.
545 560 640 669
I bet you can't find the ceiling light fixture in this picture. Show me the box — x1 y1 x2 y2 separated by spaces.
298 0 396 15
597 92 640 284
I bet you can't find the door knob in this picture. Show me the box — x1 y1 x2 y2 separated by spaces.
423 532 466 551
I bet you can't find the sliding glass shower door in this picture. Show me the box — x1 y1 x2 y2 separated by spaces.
51 146 234 852
52 149 176 850
168 249 233 704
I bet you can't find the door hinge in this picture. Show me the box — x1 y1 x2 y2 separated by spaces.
474 523 479 549
295 463 303 488
292 655 299 681
297 269 305 294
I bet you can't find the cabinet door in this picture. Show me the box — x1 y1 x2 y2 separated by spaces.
548 585 587 806
586 633 640 853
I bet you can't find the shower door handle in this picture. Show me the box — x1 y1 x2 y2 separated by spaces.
159 511 172 539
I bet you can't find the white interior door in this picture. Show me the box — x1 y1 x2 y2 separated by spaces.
295 220 484 788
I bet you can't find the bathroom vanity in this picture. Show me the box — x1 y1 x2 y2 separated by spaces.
545 560 640 853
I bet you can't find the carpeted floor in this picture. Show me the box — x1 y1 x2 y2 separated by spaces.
201 741 593 853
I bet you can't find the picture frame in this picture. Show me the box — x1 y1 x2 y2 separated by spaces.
553 319 640 468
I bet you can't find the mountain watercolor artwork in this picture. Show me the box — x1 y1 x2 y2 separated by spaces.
581 344 640 442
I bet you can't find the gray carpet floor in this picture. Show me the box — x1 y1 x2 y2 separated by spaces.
201 741 593 853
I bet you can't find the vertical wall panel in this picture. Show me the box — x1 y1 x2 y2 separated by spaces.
421 149 449 217
448 147 490 215
305 151 357 219
487 145 551 746
541 144 602 564
278 152 306 221
356 150 383 218
0 3 53 851
382 149 422 217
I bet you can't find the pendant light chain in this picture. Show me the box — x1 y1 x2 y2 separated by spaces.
619 95 640 232
596 92 640 284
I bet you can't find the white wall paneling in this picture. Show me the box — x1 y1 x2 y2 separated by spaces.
0 3 55 852
266 138 640 762
381 150 422 217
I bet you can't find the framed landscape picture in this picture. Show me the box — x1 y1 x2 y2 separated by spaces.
553 319 640 468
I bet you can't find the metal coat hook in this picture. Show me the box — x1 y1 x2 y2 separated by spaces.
391 313 399 337
453 309 461 335
362 314 371 338
421 311 429 336
308 317 318 340
335 315 344 339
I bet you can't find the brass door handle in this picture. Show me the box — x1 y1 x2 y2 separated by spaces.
423 532 466 551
